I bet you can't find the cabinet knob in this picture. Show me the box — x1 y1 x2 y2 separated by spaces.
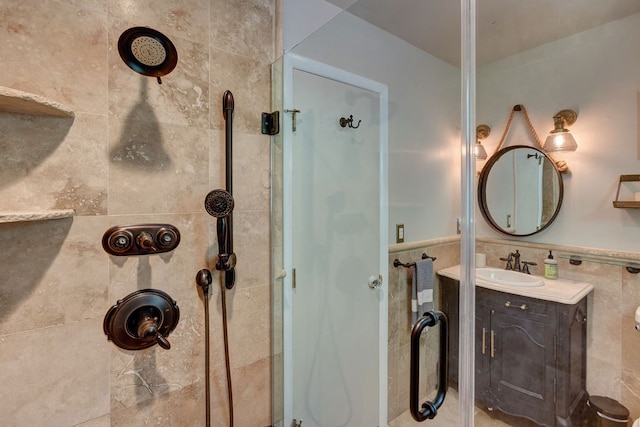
505 301 527 311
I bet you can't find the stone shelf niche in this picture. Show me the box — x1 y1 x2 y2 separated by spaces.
0 86 75 118
0 210 76 224
0 87 75 224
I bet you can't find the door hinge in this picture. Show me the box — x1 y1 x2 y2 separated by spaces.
261 111 280 135
292 268 296 289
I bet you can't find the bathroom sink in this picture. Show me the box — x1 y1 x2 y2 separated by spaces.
476 268 544 287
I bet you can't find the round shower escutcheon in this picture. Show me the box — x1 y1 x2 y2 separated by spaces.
104 289 180 350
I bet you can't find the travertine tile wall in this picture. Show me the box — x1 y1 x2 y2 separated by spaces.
0 0 275 426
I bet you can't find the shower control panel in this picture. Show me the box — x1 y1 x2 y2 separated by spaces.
102 224 180 256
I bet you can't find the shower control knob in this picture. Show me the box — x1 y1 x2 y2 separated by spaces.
106 230 134 254
114 236 129 248
136 231 155 251
135 313 171 350
103 289 179 351
137 314 159 338
156 228 178 248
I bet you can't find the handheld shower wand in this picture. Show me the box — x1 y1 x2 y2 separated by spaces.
204 189 236 275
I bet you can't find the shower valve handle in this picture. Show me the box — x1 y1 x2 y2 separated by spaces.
136 231 156 251
136 313 171 350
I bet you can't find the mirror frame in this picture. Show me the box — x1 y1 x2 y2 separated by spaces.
478 145 564 237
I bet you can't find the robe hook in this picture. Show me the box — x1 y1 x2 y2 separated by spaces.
339 114 361 129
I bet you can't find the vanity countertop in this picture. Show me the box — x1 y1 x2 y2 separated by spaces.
437 265 594 305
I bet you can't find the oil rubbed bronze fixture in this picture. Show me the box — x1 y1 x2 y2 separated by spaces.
102 224 180 256
118 26 178 84
339 114 361 129
104 289 180 350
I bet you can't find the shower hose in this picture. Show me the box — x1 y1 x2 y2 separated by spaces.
198 271 234 427
203 283 211 426
221 280 234 427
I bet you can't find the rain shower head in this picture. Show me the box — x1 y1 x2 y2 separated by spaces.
204 189 234 218
118 26 178 84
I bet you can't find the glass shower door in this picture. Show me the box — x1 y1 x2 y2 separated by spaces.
289 64 385 426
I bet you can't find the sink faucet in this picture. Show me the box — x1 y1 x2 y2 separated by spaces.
511 250 521 272
500 250 538 274
522 261 537 274
499 253 514 270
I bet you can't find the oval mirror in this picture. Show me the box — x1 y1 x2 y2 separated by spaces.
478 145 563 236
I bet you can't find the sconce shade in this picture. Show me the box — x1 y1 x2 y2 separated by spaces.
543 109 578 152
474 141 488 159
543 131 578 152
475 124 490 160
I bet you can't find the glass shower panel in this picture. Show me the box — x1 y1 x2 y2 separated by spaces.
290 67 382 427
280 1 466 426
475 2 640 426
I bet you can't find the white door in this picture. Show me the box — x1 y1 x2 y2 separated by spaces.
284 55 388 427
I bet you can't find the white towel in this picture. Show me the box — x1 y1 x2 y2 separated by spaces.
411 258 434 325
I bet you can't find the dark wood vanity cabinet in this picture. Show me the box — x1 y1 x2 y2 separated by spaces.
440 275 588 427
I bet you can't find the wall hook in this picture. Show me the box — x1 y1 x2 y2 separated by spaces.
339 114 361 129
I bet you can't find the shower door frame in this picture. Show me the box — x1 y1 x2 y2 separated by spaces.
281 52 389 426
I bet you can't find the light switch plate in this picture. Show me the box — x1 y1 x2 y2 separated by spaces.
396 223 404 243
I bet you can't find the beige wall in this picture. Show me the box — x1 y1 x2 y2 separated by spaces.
0 0 274 425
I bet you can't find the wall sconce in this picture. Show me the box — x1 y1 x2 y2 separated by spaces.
542 109 578 152
475 124 489 160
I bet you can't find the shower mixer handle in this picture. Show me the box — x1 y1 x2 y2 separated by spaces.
134 311 172 350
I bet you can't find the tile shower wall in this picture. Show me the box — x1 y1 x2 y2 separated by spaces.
0 0 274 426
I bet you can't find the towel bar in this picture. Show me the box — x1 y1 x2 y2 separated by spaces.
393 253 436 268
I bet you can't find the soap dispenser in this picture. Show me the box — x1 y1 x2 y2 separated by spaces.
544 250 558 279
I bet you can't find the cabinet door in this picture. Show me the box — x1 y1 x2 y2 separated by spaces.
490 310 556 417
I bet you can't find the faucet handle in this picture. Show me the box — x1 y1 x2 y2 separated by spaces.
522 261 537 274
500 256 513 270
